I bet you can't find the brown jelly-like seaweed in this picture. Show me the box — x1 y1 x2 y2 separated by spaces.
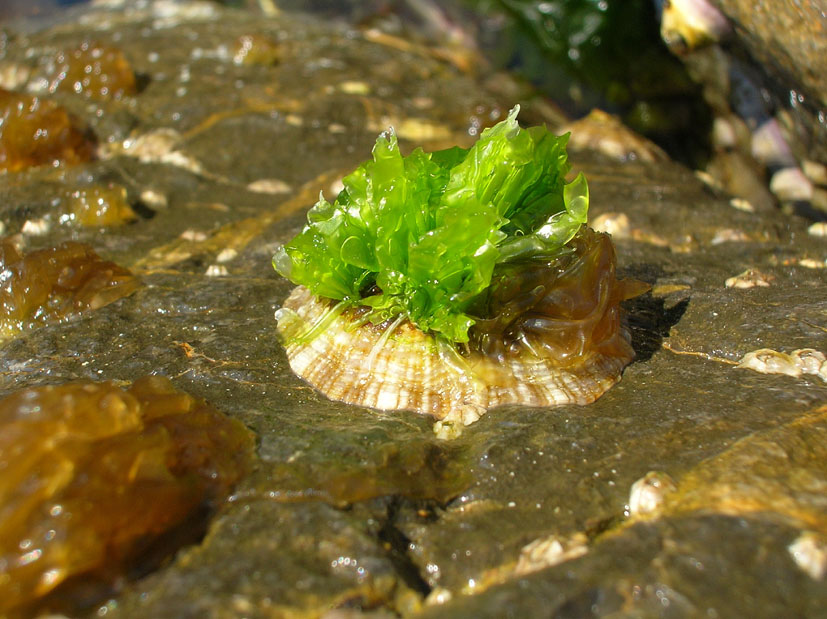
0 239 140 340
61 183 137 227
0 88 95 172
47 41 137 101
0 376 255 617
468 227 649 366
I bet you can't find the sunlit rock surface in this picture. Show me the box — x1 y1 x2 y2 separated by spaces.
0 376 254 617
0 1 824 616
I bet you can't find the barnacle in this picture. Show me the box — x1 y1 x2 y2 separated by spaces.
274 107 646 432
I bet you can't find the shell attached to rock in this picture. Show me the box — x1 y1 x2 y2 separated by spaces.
276 227 646 429
273 107 648 432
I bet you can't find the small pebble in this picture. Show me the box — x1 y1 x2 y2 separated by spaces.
180 229 208 242
338 80 370 95
591 212 631 238
729 197 755 213
798 258 826 269
328 178 345 197
802 160 827 186
807 222 827 237
770 167 813 202
711 228 749 244
751 118 795 167
160 150 204 175
139 189 168 210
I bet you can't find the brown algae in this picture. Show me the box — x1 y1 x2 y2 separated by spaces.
0 377 254 617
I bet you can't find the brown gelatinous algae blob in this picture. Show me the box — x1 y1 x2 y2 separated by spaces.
277 228 647 427
0 376 255 617
61 183 137 227
0 238 139 340
47 41 137 101
0 88 95 172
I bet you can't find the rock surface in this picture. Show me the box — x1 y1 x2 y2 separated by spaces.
711 0 827 111
658 0 827 215
0 2 825 616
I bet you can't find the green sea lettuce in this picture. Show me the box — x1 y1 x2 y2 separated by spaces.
273 106 589 343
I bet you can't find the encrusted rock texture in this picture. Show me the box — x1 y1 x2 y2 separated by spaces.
0 2 825 617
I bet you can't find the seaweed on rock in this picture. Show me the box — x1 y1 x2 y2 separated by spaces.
273 107 646 434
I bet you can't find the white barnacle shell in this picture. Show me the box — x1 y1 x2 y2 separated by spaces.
628 471 678 517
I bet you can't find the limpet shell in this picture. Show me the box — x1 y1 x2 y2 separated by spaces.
278 285 632 420
276 228 642 427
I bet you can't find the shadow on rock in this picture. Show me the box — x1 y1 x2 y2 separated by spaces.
624 293 689 363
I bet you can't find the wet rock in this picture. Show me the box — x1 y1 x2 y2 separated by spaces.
418 515 827 617
0 376 254 617
657 0 827 215
0 1 824 616
661 405 827 532
709 0 827 115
